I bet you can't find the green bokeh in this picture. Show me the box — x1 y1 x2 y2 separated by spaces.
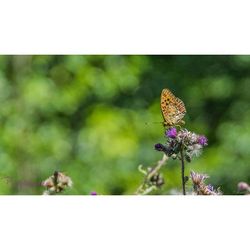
0 55 249 195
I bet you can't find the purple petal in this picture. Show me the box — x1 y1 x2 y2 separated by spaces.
166 127 177 138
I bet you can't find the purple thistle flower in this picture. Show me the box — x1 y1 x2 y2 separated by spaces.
198 135 208 146
90 191 97 195
166 127 177 138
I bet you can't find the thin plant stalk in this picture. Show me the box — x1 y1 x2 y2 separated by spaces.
180 146 186 195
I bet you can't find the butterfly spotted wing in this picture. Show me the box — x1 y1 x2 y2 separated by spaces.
161 88 186 127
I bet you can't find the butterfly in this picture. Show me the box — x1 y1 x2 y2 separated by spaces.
160 88 186 127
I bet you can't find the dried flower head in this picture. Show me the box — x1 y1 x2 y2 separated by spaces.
190 171 209 186
190 170 221 195
42 171 73 195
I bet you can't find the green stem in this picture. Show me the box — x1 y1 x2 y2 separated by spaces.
142 186 157 195
180 147 186 195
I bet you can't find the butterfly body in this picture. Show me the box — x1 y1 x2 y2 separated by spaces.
161 88 186 127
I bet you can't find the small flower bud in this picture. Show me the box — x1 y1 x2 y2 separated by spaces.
238 182 249 192
147 168 165 188
154 143 166 152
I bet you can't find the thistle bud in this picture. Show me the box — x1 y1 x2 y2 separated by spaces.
238 182 249 192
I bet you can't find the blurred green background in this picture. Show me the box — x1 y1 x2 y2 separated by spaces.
0 55 249 195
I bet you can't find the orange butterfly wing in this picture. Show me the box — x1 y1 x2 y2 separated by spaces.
161 88 186 126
